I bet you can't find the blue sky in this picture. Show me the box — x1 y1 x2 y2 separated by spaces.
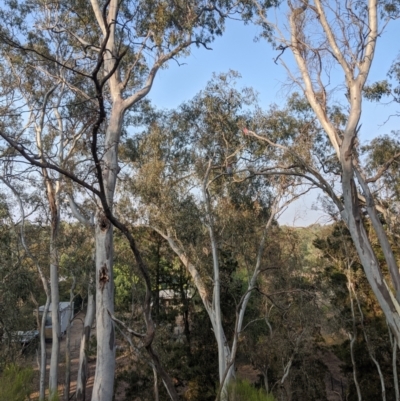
148 17 400 226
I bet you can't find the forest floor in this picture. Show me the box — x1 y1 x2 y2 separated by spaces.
27 311 347 401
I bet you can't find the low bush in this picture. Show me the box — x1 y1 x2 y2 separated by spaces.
0 364 34 401
227 379 275 401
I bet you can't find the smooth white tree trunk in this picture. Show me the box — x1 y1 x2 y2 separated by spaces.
76 289 95 401
92 215 115 401
91 101 123 401
64 276 76 401
282 0 400 348
49 262 61 398
48 186 61 399
39 297 51 401
347 271 362 401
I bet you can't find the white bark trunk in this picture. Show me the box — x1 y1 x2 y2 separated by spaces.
156 227 233 399
286 0 400 348
92 102 179 401
64 276 76 401
202 176 234 400
348 332 362 401
87 0 195 395
153 365 159 401
347 269 362 401
39 297 51 401
91 100 123 401
92 214 115 401
49 263 61 398
76 288 95 401
340 164 400 346
48 187 61 399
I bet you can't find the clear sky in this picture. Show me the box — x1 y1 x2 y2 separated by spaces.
148 16 400 226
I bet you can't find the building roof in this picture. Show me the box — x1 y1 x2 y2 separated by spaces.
38 302 72 312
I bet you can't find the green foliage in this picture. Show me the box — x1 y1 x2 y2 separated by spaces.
227 380 275 401
0 195 39 366
0 364 34 401
114 262 138 311
361 133 400 201
363 80 392 101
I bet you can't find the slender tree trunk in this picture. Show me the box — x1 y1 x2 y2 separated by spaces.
179 268 191 349
393 338 399 401
40 296 51 401
388 326 400 401
48 193 61 399
153 365 159 401
155 242 160 322
64 276 76 401
263 368 269 394
203 177 234 401
353 286 386 401
160 228 233 400
76 288 95 401
224 206 277 397
347 276 362 401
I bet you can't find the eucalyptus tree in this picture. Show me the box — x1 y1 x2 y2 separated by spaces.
122 72 310 399
0 177 51 400
0 45 92 396
0 1 269 399
247 0 400 345
0 193 37 365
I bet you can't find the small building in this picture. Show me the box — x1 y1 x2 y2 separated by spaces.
158 289 193 308
38 302 74 340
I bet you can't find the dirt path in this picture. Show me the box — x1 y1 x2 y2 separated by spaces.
29 311 131 401
30 311 96 400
